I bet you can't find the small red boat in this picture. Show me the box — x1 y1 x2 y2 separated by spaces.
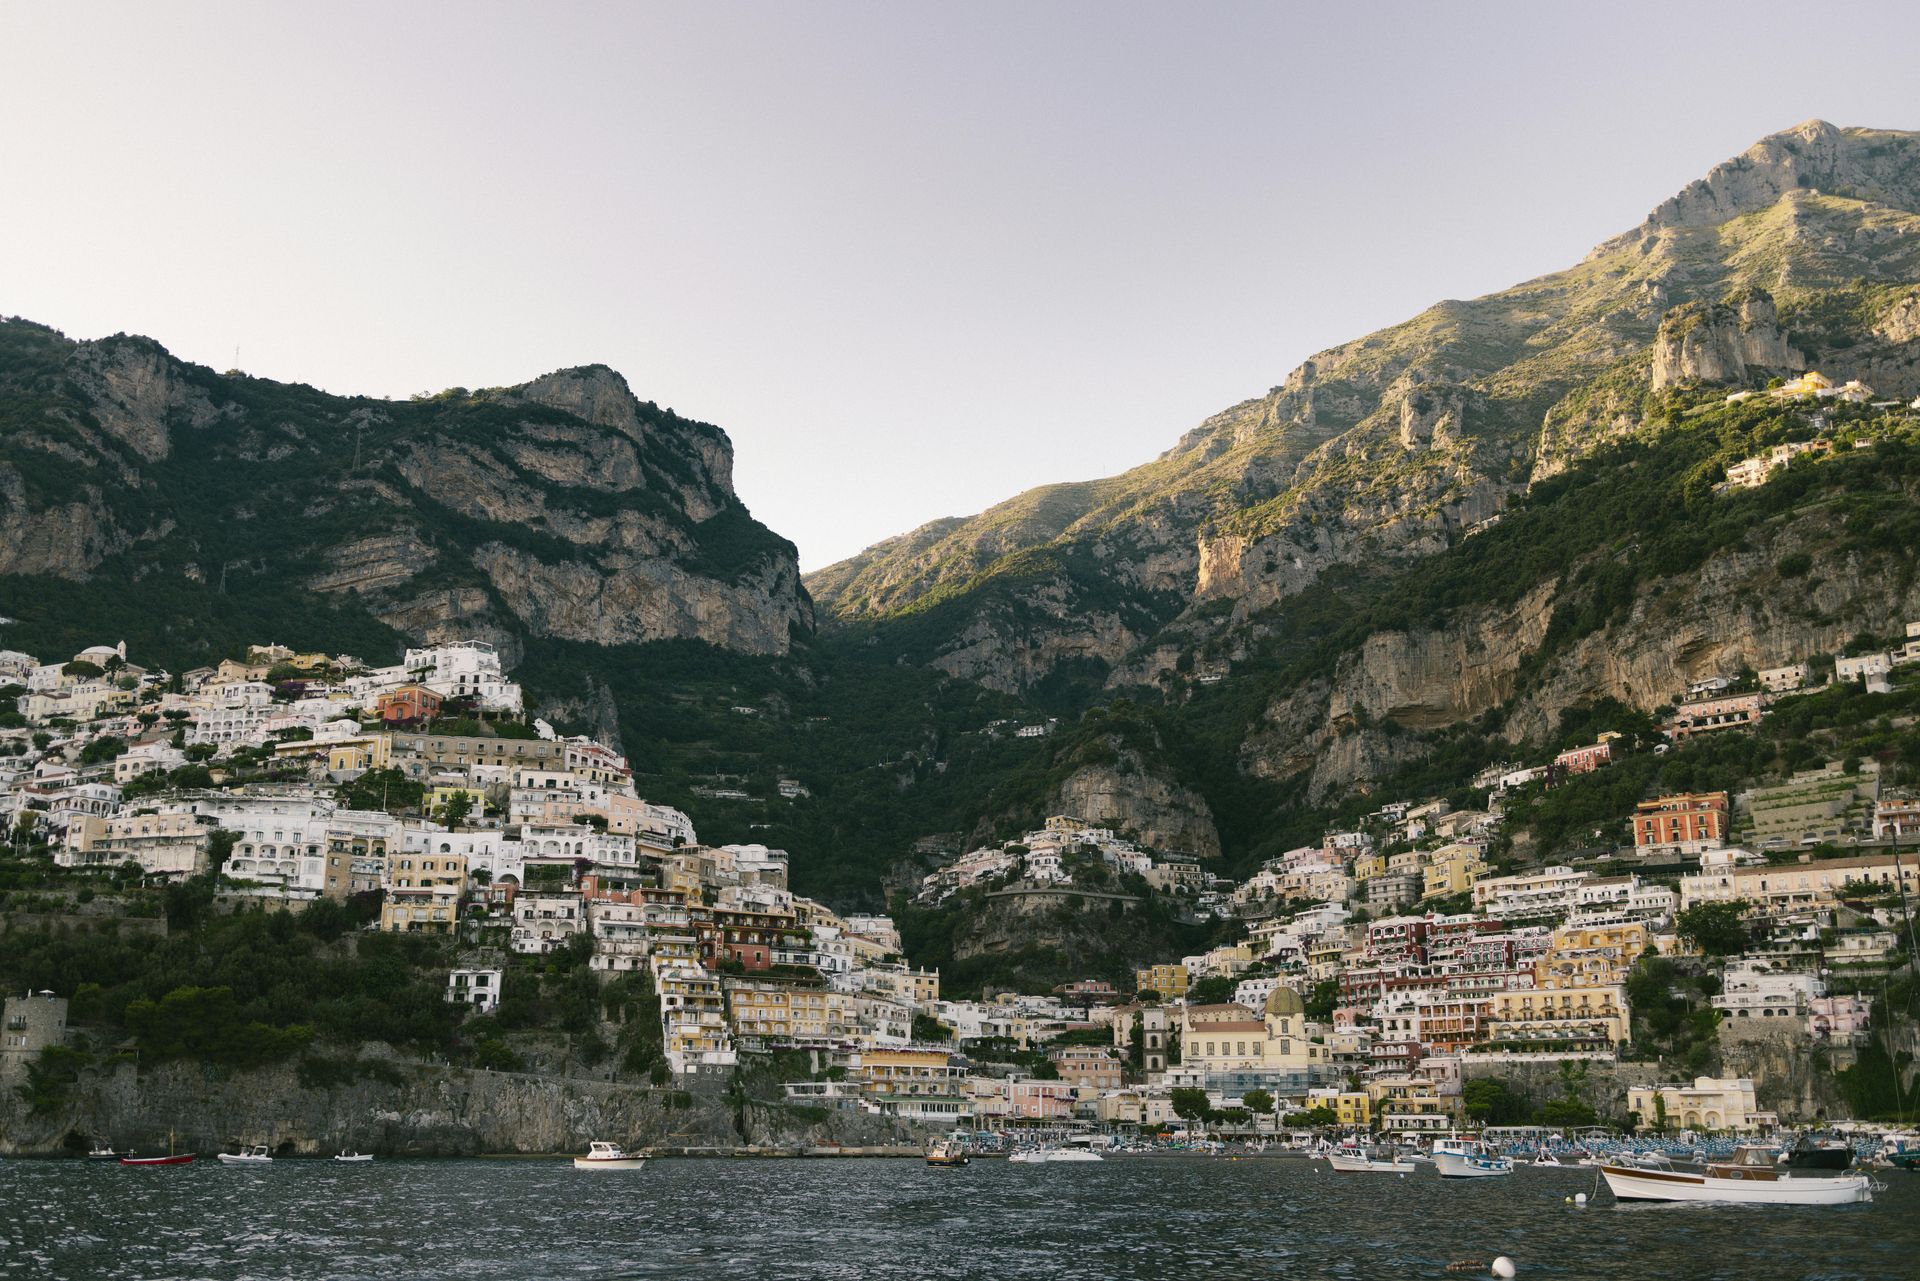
120 1153 195 1165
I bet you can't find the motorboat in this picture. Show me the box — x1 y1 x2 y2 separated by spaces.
1532 1148 1563 1167
1603 1143 1874 1204
120 1153 194 1166
217 1145 274 1165
1009 1146 1102 1163
573 1141 646 1170
86 1144 123 1162
1326 1140 1416 1173
1433 1137 1513 1178
925 1139 969 1167
333 1151 374 1163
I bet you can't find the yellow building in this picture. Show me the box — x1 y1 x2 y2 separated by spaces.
429 784 487 819
1177 988 1327 1075
726 977 832 1044
378 848 467 933
1422 843 1487 899
1626 1076 1766 1133
1484 986 1630 1050
1366 1076 1452 1133
1351 851 1387 882
1331 1091 1370 1128
853 1046 970 1122
1136 963 1189 999
1539 922 1647 990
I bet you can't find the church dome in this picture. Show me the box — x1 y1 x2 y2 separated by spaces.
1264 986 1305 1018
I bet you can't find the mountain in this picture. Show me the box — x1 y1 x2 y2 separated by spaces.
808 121 1920 696
0 323 811 667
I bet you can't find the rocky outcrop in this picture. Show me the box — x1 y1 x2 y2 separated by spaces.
1240 499 1920 800
1650 290 1803 390
0 1053 925 1157
1052 745 1221 860
0 319 812 657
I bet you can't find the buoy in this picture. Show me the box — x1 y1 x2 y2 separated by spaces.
1574 1192 1588 1206
1492 1257 1517 1279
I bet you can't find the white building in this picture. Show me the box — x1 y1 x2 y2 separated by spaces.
401 641 523 712
448 967 502 1013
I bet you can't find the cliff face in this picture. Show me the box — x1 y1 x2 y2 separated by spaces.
0 1053 921 1157
1239 495 1920 800
1052 744 1222 861
808 122 1920 697
0 324 811 658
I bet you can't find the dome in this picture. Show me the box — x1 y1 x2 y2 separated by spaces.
1264 986 1305 1018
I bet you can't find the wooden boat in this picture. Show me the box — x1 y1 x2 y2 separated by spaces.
572 1141 646 1170
121 1129 193 1165
1325 1141 1415 1173
1602 1143 1874 1204
217 1144 274 1165
925 1139 969 1167
1433 1137 1513 1178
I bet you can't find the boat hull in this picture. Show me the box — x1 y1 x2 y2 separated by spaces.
120 1155 194 1166
573 1157 647 1169
1602 1165 1872 1204
1326 1152 1411 1173
217 1155 272 1165
334 1155 374 1163
1434 1151 1513 1178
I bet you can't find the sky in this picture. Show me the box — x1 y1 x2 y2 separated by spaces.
5 3 1920 572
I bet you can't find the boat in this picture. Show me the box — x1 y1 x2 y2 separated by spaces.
925 1139 969 1167
217 1144 274 1165
1433 1137 1514 1178
1603 1143 1874 1204
1532 1148 1563 1167
333 1151 374 1163
121 1129 193 1166
1325 1140 1416 1173
572 1141 646 1169
1008 1146 1102 1163
1784 1134 1854 1172
86 1144 123 1162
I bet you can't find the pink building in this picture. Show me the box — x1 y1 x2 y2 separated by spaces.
1667 693 1767 739
1809 995 1871 1041
1554 739 1615 775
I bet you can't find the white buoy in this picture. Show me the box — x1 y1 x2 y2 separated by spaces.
1574 1192 1588 1206
1491 1257 1517 1279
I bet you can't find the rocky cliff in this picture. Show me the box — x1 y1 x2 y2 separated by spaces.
0 1051 921 1157
1052 743 1222 861
0 323 811 661
808 121 1920 700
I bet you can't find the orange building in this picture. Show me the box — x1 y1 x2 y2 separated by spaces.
1633 792 1730 853
376 684 443 724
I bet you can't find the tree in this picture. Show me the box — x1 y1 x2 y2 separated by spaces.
1170 1086 1211 1125
1243 1088 1275 1131
1676 901 1751 957
439 791 475 830
1462 1077 1527 1125
1188 975 1236 1006
1304 978 1341 1022
911 1012 952 1043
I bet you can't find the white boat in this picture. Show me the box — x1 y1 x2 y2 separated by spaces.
1326 1141 1415 1173
572 1141 646 1170
217 1145 273 1165
333 1151 373 1163
1008 1146 1101 1163
1532 1149 1563 1167
1433 1137 1513 1178
1603 1144 1874 1205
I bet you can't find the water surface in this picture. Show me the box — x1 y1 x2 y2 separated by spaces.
1 1155 1910 1280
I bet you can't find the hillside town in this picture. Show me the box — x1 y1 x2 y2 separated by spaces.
4 625 1920 1143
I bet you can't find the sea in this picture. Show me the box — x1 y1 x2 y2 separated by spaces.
1 1154 1913 1280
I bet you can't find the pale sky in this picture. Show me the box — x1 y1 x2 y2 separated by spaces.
5 3 1919 571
